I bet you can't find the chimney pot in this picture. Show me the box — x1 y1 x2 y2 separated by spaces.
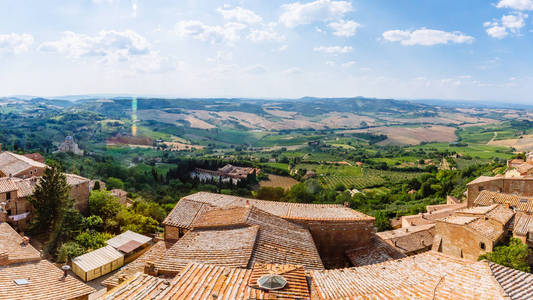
0 251 9 266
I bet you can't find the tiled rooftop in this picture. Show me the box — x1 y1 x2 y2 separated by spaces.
401 204 466 227
100 263 310 300
163 192 373 227
102 240 174 289
153 225 259 275
156 206 325 274
64 173 90 186
475 190 533 213
345 236 406 267
456 204 514 225
466 218 504 241
0 222 41 265
0 259 95 300
0 151 47 177
311 251 526 300
511 212 533 236
376 224 435 254
438 215 478 225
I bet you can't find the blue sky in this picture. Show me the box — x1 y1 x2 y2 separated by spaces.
1 0 532 102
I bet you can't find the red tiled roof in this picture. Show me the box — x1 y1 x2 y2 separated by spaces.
311 251 519 300
163 192 373 228
153 225 259 275
0 223 40 265
0 259 95 300
100 263 310 300
376 224 435 255
474 190 533 213
345 236 406 267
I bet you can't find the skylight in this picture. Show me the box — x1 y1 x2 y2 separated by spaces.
257 274 287 290
13 279 30 285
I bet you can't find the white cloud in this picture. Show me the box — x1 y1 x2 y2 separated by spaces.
175 21 247 44
0 33 34 54
341 60 356 67
313 45 352 54
486 24 509 39
217 6 262 24
248 28 285 42
328 19 360 37
502 13 528 32
382 28 474 46
39 30 150 58
279 0 353 27
496 0 533 10
484 13 528 39
38 30 173 73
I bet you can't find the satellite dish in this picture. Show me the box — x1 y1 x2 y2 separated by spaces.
257 274 287 290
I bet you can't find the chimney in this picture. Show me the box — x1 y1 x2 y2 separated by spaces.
344 202 350 207
0 251 8 266
61 265 71 280
245 200 250 208
21 236 30 247
118 274 129 284
144 261 157 276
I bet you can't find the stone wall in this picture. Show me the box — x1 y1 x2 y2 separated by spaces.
467 178 533 207
434 221 494 261
70 182 90 215
165 225 181 242
14 166 45 179
291 219 375 268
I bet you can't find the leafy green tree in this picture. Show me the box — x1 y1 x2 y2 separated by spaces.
85 215 104 231
479 238 531 272
106 177 124 190
374 211 392 232
89 190 121 222
56 209 86 242
29 163 71 233
75 231 114 250
57 242 86 263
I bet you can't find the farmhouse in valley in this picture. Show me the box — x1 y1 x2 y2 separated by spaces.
56 135 84 155
191 164 260 184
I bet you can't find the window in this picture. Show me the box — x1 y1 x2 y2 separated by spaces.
480 242 486 250
6 192 11 200
478 186 485 192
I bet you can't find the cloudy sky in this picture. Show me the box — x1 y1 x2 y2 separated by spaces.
1 0 533 102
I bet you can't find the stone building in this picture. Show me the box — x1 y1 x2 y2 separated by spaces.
432 204 514 261
190 164 260 184
0 151 91 230
162 192 376 268
57 136 84 155
377 223 435 256
0 151 47 178
466 176 533 207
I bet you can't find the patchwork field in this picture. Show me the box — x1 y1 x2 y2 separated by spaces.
488 135 533 151
343 125 457 145
259 174 299 189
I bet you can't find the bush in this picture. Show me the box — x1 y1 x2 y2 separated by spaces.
75 231 114 250
479 238 531 272
57 242 86 263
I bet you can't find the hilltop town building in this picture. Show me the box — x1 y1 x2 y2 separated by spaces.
0 222 94 300
191 164 260 184
0 151 91 230
162 192 377 268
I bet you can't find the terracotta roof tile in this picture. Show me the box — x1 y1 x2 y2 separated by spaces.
0 223 40 265
0 151 47 176
311 251 513 300
345 236 406 267
101 263 310 300
0 259 95 300
489 261 533 300
153 226 259 275
164 192 373 227
475 191 533 213
376 224 435 255
512 213 533 236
